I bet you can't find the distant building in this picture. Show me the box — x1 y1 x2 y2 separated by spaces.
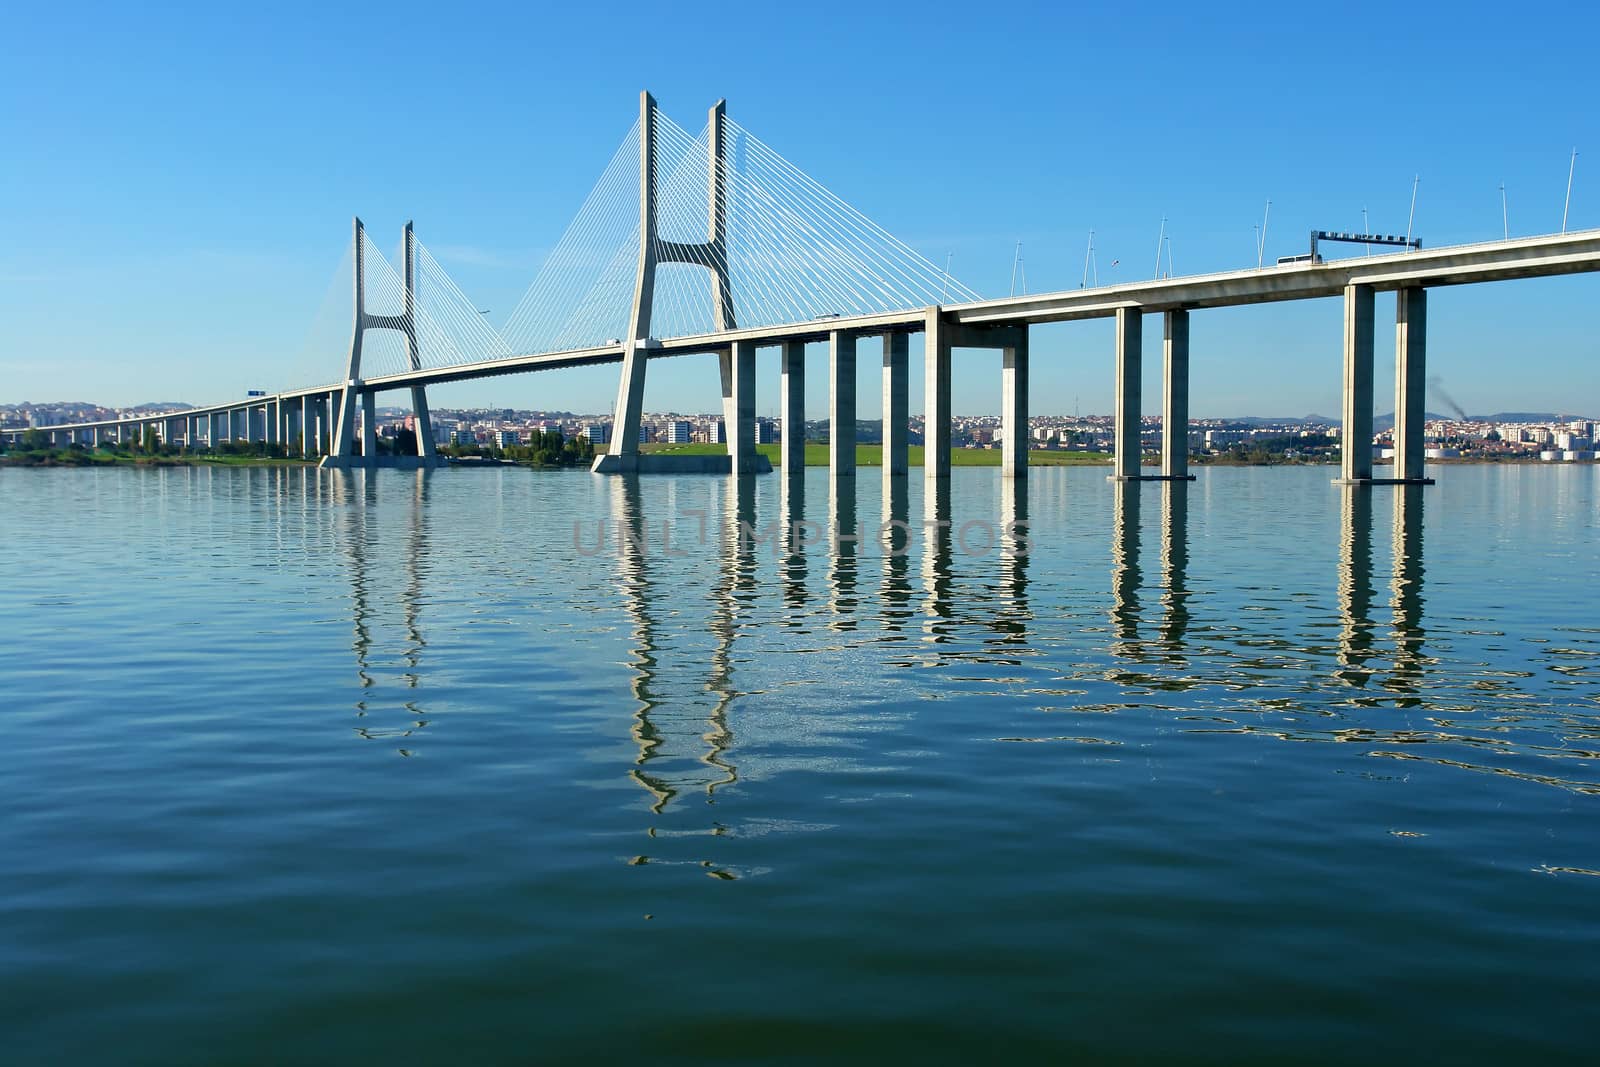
450 429 478 446
712 421 727 444
582 424 610 445
755 418 776 444
496 429 521 448
666 420 693 444
1205 429 1248 449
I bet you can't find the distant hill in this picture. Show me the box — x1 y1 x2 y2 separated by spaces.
128 402 194 412
1229 415 1340 427
1479 412 1584 423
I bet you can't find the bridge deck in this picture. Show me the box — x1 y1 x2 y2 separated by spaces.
9 228 1599 438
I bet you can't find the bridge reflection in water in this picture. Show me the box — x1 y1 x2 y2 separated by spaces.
1335 483 1427 695
611 475 747 814
313 466 1595 806
325 468 434 754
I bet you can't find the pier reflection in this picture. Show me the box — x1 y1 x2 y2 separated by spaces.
829 475 858 626
921 476 955 640
1336 485 1377 687
1158 480 1190 653
1336 484 1427 693
880 474 913 633
1109 481 1142 647
1104 480 1203 690
781 471 808 615
614 475 740 813
1388 484 1427 695
992 477 1031 648
332 469 433 753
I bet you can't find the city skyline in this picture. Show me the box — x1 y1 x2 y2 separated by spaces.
2 2 1597 417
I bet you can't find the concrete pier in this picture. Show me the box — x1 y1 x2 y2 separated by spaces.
882 332 909 477
361 392 377 464
595 342 647 473
1162 310 1194 480
1394 288 1430 484
718 347 736 449
830 330 857 480
1340 284 1375 483
1001 328 1028 479
781 339 806 477
302 396 314 457
410 386 438 462
1113 307 1143 479
924 310 952 482
730 340 757 474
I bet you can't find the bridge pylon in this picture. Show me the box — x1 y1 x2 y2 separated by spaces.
324 217 443 469
593 91 758 474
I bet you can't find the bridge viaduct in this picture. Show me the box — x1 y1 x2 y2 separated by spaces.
7 92 1599 489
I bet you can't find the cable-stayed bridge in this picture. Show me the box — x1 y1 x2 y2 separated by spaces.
8 91 1600 487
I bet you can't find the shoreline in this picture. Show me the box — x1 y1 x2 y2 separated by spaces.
5 446 1596 471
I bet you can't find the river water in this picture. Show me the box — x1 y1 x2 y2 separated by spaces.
2 463 1597 1063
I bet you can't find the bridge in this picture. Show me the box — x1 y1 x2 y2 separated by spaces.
7 91 1599 488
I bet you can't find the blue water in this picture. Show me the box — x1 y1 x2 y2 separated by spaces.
2 464 1597 1063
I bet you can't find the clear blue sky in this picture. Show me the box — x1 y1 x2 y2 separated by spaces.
3 0 1596 418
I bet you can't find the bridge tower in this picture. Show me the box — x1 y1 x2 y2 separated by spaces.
326 218 441 469
593 92 737 473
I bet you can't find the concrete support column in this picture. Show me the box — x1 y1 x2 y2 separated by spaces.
265 402 277 446
410 387 438 461
302 397 314 457
1114 307 1144 479
1002 328 1029 479
718 347 736 451
830 330 857 480
1341 284 1375 482
924 310 951 482
780 340 806 477
361 391 377 466
331 385 358 460
1394 287 1427 483
1162 309 1190 478
730 340 757 474
882 333 909 477
601 342 649 471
